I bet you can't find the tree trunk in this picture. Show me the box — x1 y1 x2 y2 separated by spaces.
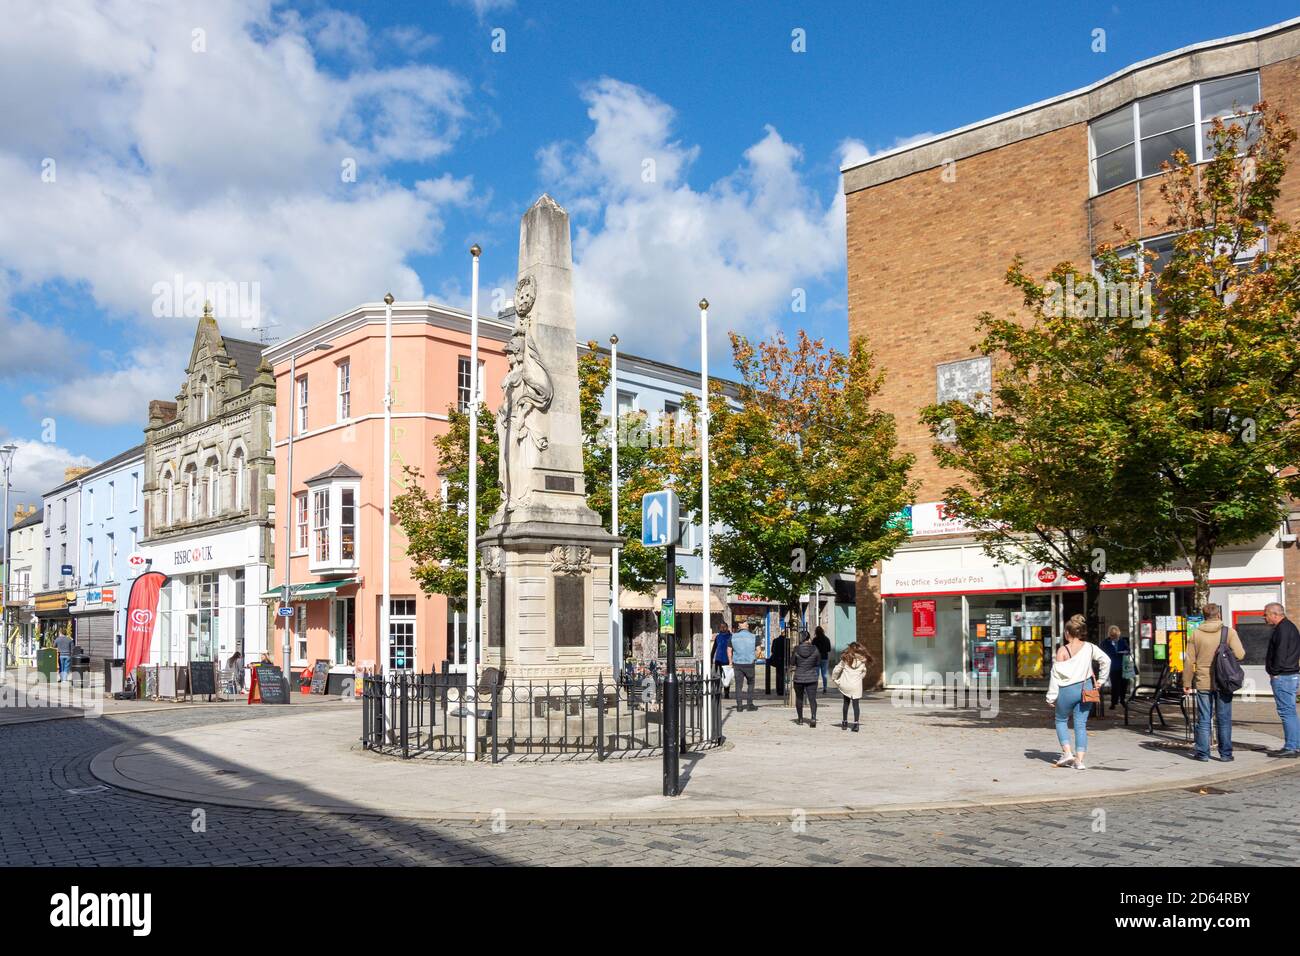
1083 576 1102 644
1192 525 1216 611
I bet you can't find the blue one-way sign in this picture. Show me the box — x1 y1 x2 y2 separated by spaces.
641 489 680 548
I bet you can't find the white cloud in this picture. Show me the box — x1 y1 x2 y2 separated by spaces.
0 438 95 501
540 79 847 364
839 131 937 170
455 0 515 21
0 0 474 344
23 349 180 428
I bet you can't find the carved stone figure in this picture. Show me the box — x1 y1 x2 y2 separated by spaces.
496 274 554 512
549 545 592 575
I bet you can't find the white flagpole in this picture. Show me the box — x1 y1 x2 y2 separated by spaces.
609 334 620 674
467 245 481 761
381 292 394 680
699 298 712 736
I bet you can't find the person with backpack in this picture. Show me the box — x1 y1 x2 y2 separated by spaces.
711 622 733 699
1183 603 1246 762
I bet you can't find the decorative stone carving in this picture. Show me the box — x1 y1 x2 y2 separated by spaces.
482 545 504 576
549 544 591 575
496 273 554 513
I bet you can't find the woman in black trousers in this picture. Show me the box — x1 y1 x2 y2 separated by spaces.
791 632 822 727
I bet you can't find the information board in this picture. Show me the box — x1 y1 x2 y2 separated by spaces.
189 660 217 697
250 664 288 705
310 659 331 695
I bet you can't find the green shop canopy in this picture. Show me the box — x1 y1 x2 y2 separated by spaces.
260 579 358 602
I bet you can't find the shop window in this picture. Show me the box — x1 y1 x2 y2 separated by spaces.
882 595 964 681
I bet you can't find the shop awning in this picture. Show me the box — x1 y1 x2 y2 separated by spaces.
619 585 726 613
261 579 358 602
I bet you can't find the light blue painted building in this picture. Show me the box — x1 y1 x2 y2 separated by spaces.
592 344 858 668
71 445 145 665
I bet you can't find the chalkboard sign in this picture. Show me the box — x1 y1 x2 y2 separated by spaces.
253 664 288 705
310 659 331 695
189 660 217 697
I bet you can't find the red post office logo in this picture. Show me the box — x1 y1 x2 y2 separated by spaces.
1036 568 1058 583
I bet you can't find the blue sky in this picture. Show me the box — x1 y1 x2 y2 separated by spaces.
1 0 1296 505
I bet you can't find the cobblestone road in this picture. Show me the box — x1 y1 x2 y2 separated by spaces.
3 706 1298 866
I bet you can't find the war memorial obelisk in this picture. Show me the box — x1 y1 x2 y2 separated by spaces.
479 195 620 680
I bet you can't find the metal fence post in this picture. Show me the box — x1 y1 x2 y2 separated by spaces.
597 676 606 761
399 674 409 760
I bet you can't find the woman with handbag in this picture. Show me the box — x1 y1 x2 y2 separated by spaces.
1045 614 1111 770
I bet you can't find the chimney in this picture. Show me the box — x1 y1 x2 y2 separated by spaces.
64 466 91 483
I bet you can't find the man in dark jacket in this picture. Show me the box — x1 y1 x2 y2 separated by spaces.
768 629 789 696
812 626 832 692
1264 602 1300 757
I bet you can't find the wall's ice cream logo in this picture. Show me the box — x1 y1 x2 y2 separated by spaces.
122 571 169 674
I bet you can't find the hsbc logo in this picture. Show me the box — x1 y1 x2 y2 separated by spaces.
172 545 213 567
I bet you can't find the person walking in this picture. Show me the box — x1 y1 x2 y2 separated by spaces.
711 622 733 699
1045 614 1110 770
832 642 873 731
728 619 759 712
1099 625 1131 710
812 626 832 693
53 632 74 683
1183 603 1246 762
1263 602 1300 758
791 631 821 727
769 628 789 696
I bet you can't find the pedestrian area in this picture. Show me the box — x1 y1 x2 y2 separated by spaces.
87 688 1290 823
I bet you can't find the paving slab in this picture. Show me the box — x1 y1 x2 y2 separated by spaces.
88 691 1294 822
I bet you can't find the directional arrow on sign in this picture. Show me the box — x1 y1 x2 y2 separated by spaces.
647 495 664 541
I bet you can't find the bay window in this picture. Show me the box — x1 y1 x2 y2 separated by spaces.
306 478 361 573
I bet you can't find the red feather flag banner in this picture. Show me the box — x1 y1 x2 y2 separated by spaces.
122 571 169 675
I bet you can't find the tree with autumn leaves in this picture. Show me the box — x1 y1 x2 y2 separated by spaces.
924 101 1300 619
666 331 915 661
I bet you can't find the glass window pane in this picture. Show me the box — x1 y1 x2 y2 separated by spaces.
1140 127 1197 176
1201 116 1261 158
1138 87 1194 138
1094 143 1135 191
1090 107 1133 156
1199 73 1259 120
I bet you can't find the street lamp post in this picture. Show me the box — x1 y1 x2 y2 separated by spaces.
467 246 481 761
609 334 620 674
0 443 16 682
698 299 712 737
282 344 332 699
381 292 395 681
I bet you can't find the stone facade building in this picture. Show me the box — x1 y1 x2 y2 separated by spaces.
140 305 276 668
842 17 1300 692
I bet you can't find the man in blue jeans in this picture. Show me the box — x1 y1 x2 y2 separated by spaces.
1264 602 1300 757
54 633 74 683
1182 604 1245 762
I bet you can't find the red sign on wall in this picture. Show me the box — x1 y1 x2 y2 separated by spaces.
1037 568 1058 583
912 599 937 638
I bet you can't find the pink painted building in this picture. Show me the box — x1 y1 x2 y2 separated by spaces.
264 300 511 682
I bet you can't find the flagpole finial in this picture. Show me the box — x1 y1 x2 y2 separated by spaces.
383 292 395 306
699 298 709 311
470 244 481 258
609 334 619 346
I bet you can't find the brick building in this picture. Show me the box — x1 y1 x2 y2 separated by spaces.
843 17 1300 692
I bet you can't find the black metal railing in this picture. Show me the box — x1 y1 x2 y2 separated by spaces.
361 671 724 762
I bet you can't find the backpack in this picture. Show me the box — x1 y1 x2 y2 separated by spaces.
1212 625 1246 694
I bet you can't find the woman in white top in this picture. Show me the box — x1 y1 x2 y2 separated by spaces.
1045 614 1111 770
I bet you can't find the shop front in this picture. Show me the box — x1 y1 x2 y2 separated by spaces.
33 590 76 648
69 586 120 665
880 538 1284 692
143 525 270 668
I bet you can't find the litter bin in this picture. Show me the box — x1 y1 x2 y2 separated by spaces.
70 654 92 686
36 646 58 677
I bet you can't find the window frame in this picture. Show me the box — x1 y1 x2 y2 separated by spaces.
1089 72 1261 196
337 359 351 421
296 374 309 433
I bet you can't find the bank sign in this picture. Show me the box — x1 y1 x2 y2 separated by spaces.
143 527 260 575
